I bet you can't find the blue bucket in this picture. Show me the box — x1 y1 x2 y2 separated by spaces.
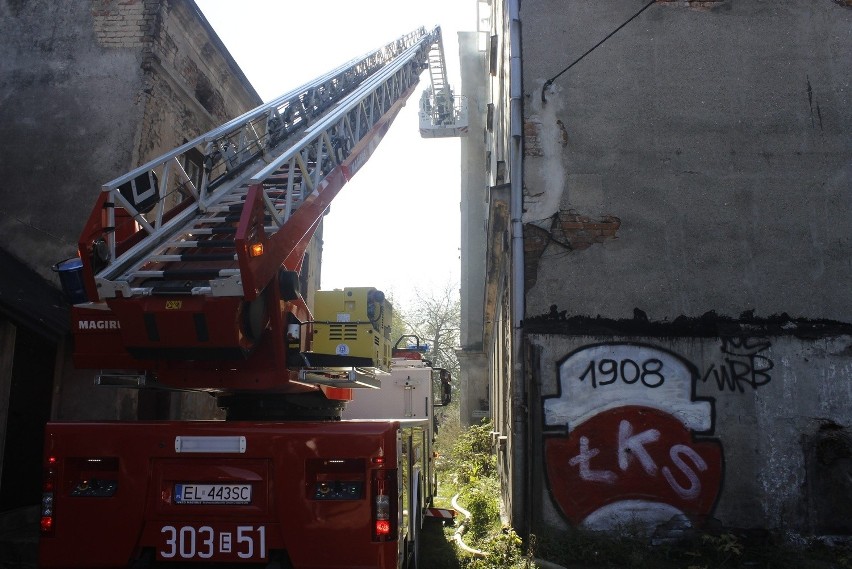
52 257 88 305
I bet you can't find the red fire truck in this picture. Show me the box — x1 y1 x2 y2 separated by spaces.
40 25 464 569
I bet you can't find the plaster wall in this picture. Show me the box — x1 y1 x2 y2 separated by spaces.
520 0 851 322
471 0 852 543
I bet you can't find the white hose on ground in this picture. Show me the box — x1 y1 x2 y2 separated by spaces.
450 492 567 568
450 493 486 557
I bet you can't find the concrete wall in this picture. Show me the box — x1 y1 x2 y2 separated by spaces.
521 0 851 323
530 332 852 538
458 30 491 426
0 0 146 278
0 0 263 423
0 0 261 283
479 0 852 541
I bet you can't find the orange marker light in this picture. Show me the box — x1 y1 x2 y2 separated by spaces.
250 243 264 257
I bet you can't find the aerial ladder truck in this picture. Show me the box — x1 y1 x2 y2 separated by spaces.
40 26 464 569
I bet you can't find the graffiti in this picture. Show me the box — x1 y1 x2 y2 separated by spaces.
543 343 722 530
546 408 722 526
546 343 712 432
567 417 712 497
701 337 773 393
579 357 666 388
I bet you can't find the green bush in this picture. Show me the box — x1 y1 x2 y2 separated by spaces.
462 478 500 542
467 528 528 569
438 418 496 484
433 418 527 568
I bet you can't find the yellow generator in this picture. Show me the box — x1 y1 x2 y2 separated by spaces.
311 287 393 372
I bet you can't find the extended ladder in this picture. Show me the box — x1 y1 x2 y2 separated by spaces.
72 27 451 393
80 27 434 303
418 28 469 138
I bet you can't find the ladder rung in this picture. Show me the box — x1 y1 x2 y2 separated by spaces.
205 204 244 213
223 213 276 223
189 227 238 235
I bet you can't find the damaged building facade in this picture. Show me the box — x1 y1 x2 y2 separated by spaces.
460 0 852 543
0 0 263 515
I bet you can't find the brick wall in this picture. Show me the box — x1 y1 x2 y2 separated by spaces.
552 211 621 251
90 0 157 49
523 211 621 288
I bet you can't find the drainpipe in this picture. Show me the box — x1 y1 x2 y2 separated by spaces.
508 0 528 536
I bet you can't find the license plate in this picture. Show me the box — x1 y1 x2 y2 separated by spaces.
175 483 252 505
158 524 266 561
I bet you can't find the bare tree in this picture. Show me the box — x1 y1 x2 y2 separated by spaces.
395 281 460 378
386 292 411 350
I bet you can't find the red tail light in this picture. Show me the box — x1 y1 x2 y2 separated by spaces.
375 519 391 536
371 468 398 542
41 456 57 536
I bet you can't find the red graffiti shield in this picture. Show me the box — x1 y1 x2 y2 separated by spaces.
545 406 722 526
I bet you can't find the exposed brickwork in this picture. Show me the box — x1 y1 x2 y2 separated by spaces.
552 210 621 251
523 210 621 289
90 0 158 49
523 223 550 289
524 117 543 156
524 117 568 157
90 1 233 123
556 119 569 147
179 57 226 118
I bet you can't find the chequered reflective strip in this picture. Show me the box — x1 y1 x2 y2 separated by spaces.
424 508 455 519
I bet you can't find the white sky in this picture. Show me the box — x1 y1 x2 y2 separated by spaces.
195 1 475 307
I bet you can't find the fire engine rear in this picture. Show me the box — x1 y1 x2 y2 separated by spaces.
40 24 464 569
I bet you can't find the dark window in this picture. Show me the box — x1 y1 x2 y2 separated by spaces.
489 35 498 76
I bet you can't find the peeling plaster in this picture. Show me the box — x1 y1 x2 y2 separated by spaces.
524 80 566 224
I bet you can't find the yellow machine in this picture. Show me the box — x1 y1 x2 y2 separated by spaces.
311 287 393 372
